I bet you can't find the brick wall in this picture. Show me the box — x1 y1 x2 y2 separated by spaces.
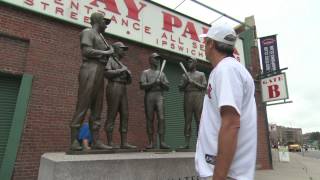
0 34 29 74
0 3 271 180
251 45 273 169
0 4 154 180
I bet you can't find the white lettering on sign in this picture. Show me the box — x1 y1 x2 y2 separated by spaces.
260 73 288 102
2 0 245 63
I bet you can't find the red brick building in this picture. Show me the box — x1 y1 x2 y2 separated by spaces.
0 1 272 180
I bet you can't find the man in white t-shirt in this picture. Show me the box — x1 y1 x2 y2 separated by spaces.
195 23 257 180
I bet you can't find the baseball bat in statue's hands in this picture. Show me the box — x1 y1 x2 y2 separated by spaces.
179 62 191 81
155 60 167 84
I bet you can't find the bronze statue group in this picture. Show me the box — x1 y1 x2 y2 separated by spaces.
70 12 207 151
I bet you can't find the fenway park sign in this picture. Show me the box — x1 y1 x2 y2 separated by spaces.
2 0 214 60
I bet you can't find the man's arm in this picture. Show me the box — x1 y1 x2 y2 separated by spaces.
213 106 240 180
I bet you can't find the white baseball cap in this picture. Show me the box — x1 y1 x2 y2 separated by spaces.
200 23 237 46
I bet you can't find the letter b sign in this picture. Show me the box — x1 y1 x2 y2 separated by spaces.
267 85 280 98
261 73 288 102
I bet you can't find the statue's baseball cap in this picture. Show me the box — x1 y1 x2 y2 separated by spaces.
103 17 111 25
90 12 111 25
112 42 128 51
150 53 162 59
200 23 236 46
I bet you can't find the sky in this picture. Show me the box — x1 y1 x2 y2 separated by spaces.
152 0 320 133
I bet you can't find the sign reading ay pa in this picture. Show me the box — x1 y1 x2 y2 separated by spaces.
1 0 208 60
1 0 246 63
261 73 289 102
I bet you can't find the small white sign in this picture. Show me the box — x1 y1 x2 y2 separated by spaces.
261 73 288 102
278 146 290 162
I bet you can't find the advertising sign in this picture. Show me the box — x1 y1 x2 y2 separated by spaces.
278 146 290 162
1 0 246 63
261 73 288 102
259 35 280 73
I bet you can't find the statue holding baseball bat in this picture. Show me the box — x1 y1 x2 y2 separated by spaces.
70 12 113 151
104 41 136 149
178 57 207 149
140 53 170 149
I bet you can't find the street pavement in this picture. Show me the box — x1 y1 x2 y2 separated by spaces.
299 150 320 160
255 149 320 180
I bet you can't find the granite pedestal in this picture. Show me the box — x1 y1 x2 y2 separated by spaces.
38 152 199 180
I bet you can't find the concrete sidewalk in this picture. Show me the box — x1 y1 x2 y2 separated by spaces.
255 150 320 180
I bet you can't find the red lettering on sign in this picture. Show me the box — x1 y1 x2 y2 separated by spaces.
202 27 208 43
162 12 182 33
161 32 168 39
133 23 140 30
144 26 151 34
178 45 184 52
40 2 49 10
24 0 34 6
200 44 205 51
182 22 200 42
110 15 117 23
124 0 146 21
90 0 120 15
84 16 90 24
192 42 197 49
179 38 184 45
268 85 280 98
170 35 176 42
122 19 128 27
56 7 64 16
70 12 78 20
171 43 175 49
162 41 167 46
54 0 63 6
70 1 79 10
84 5 93 14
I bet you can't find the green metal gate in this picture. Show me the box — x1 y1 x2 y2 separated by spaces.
0 74 32 180
0 75 21 168
164 62 199 150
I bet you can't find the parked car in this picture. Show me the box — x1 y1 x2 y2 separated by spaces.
288 144 302 152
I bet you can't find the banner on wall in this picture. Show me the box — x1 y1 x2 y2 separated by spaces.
1 0 246 63
259 35 280 73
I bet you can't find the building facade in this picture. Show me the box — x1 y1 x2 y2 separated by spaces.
269 124 303 146
0 1 272 179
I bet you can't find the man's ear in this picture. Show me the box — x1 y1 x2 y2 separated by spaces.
209 40 215 50
206 39 214 50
